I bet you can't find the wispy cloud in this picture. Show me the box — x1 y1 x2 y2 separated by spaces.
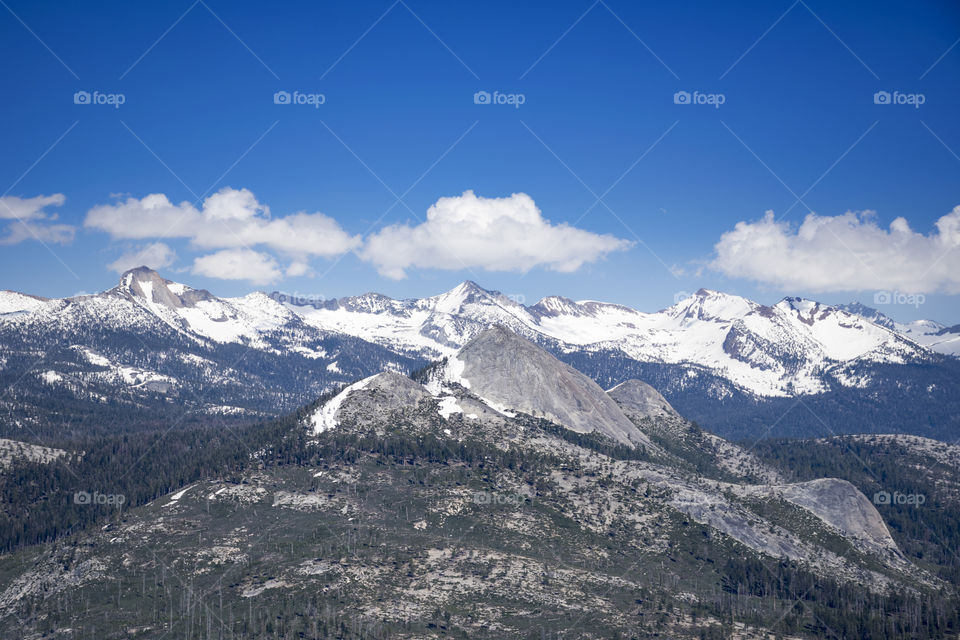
0 194 75 245
107 243 177 274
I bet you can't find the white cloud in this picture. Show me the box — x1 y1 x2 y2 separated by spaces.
285 261 311 277
360 190 632 279
0 194 65 220
0 194 75 245
711 206 960 294
191 248 282 285
85 187 361 258
107 243 177 274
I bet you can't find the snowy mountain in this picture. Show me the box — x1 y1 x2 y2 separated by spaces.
837 302 960 357
283 284 933 398
0 267 424 436
2 268 958 440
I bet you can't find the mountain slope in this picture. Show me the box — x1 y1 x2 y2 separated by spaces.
427 325 654 448
1 328 954 639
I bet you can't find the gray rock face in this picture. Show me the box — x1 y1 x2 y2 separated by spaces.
774 478 901 556
607 379 678 420
333 371 434 429
453 326 653 448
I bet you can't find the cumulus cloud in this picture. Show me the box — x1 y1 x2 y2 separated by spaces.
0 194 75 245
107 243 177 274
85 187 361 271
191 248 282 285
360 190 632 279
711 206 960 294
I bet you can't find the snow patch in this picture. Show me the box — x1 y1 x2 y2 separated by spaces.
437 396 463 419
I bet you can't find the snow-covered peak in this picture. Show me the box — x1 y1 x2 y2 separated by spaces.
0 290 48 315
426 280 505 315
775 296 821 315
531 295 586 318
664 288 761 324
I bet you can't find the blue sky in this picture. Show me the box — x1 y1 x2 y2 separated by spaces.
1 0 959 322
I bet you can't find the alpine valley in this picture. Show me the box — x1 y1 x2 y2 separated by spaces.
1 267 958 441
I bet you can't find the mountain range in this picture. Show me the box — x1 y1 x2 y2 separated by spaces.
1 266 958 441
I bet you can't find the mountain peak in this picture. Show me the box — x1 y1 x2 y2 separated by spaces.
430 281 503 314
115 267 213 309
668 288 756 322
775 296 823 314
120 265 160 279
118 265 163 290
531 295 580 317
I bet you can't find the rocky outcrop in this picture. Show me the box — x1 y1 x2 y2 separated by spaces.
311 371 434 434
447 326 653 449
607 379 678 420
